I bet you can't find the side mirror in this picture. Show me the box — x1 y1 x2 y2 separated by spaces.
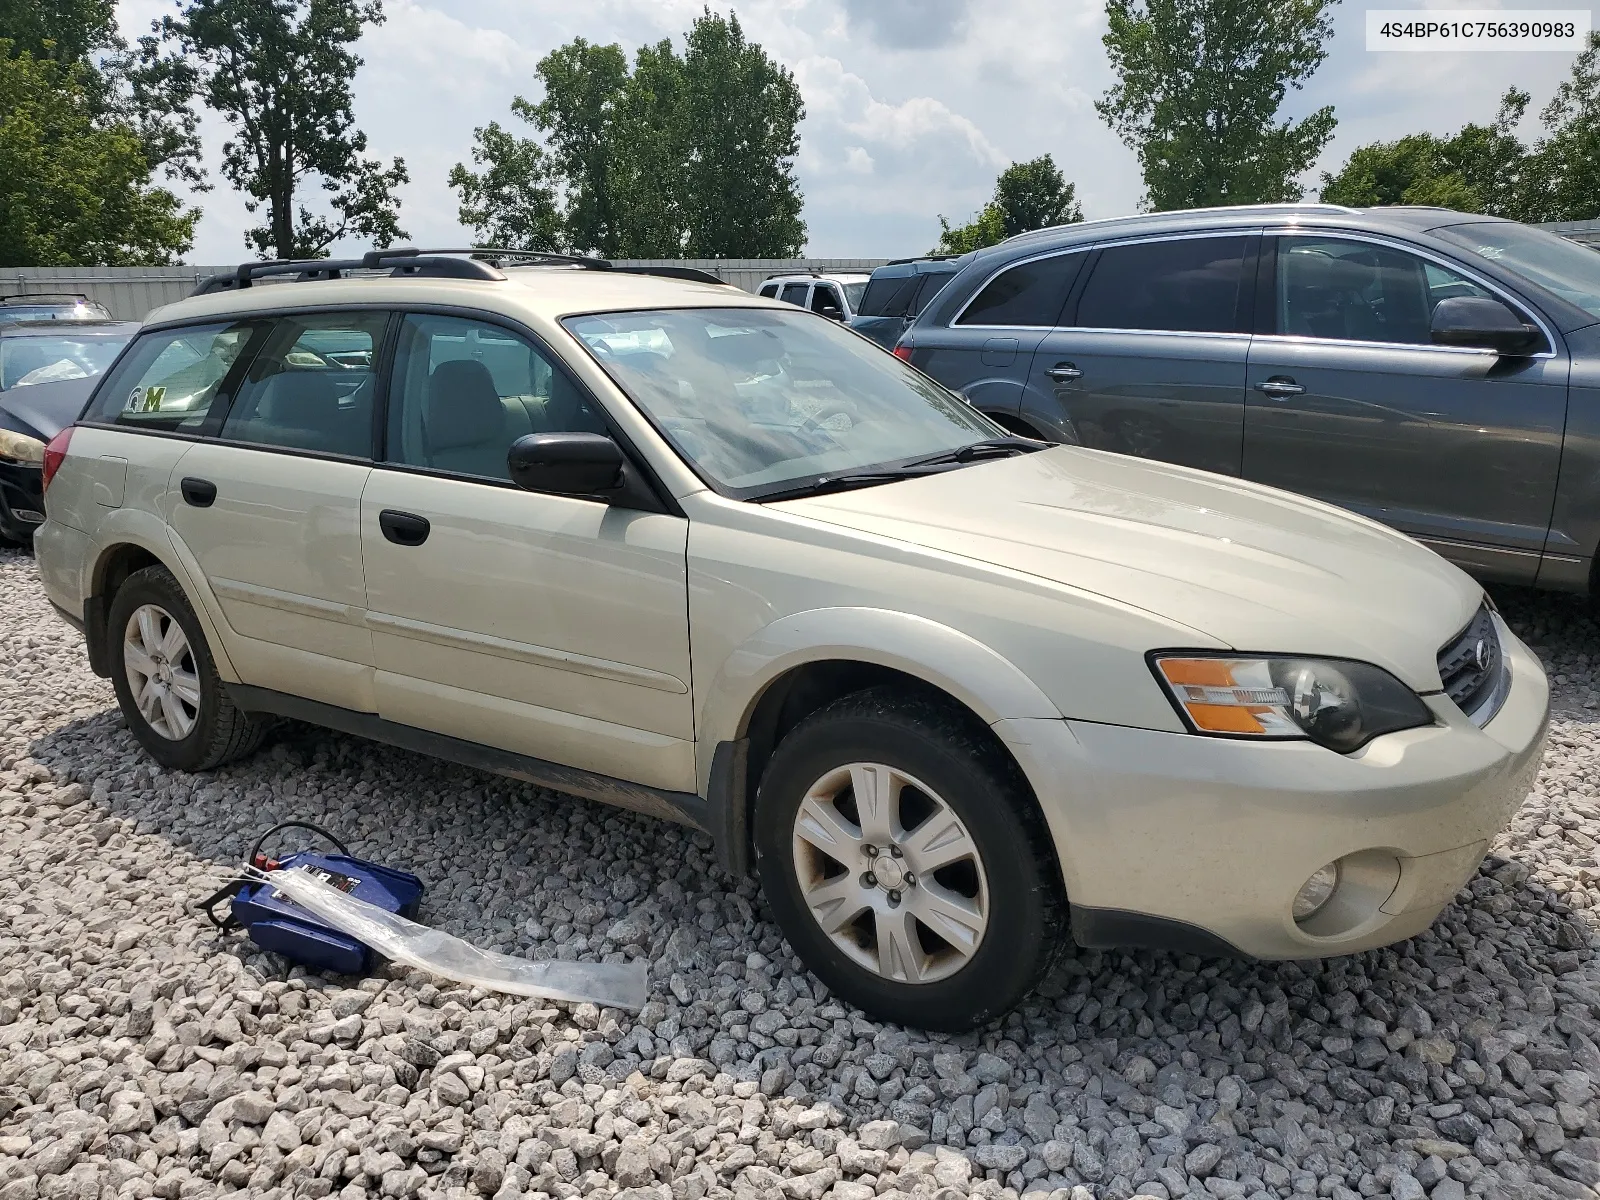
1430 296 1542 357
507 432 623 497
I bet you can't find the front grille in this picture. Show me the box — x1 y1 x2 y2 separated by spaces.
1437 603 1503 720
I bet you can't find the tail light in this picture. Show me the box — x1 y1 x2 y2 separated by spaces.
892 344 913 362
42 426 74 492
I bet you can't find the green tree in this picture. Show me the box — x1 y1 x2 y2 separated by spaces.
0 45 196 264
1097 0 1339 210
934 203 1008 254
153 0 407 259
1524 33 1600 221
450 10 804 258
0 0 116 63
1319 90 1530 216
994 155 1083 236
677 10 805 257
933 154 1083 253
447 122 563 251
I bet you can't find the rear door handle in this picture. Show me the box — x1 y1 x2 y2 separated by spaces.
1254 377 1305 398
180 477 217 507
1045 363 1082 383
378 509 430 547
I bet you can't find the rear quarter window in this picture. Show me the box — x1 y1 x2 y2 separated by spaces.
84 321 260 433
955 253 1084 327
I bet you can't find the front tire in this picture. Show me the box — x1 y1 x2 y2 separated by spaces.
106 564 265 771
754 687 1065 1031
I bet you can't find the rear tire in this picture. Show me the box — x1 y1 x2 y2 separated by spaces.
754 687 1065 1031
106 564 265 771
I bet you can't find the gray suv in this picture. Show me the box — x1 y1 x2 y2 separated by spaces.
900 203 1600 596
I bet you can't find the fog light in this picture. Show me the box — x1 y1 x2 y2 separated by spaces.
1293 863 1339 922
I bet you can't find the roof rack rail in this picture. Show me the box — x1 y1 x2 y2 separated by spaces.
882 254 962 266
1 292 95 304
191 246 731 296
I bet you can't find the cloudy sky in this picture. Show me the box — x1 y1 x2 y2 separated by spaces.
115 0 1588 265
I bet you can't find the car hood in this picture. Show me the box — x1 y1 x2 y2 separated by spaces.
0 376 96 442
777 447 1482 692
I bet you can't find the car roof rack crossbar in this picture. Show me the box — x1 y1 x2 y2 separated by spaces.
192 248 515 296
883 254 962 266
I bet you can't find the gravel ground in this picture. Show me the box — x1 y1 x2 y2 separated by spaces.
3 547 1600 1200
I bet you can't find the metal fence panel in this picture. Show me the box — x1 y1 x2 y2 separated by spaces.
1 259 892 321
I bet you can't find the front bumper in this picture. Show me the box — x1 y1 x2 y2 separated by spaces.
0 459 44 541
997 615 1550 960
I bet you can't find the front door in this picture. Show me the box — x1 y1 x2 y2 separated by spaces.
1242 234 1568 582
359 312 696 792
1021 233 1256 474
165 310 387 711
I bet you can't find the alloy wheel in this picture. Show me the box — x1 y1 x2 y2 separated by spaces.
790 761 989 984
123 603 200 740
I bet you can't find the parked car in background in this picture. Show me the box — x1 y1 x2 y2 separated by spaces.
850 256 963 349
34 249 1548 1029
899 203 1600 597
758 271 870 322
0 294 114 326
0 321 137 544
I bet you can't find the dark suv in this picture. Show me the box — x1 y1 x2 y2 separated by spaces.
849 256 962 349
900 203 1600 595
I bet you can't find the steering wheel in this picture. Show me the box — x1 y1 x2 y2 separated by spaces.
798 403 857 436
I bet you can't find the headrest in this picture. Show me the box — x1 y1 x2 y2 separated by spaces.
426 359 504 450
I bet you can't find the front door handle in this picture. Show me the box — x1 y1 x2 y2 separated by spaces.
378 509 431 547
180 477 217 507
1254 377 1305 399
1045 363 1082 383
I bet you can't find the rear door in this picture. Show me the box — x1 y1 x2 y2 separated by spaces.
779 282 810 307
1021 232 1256 472
165 310 389 712
912 253 1083 430
1242 233 1568 580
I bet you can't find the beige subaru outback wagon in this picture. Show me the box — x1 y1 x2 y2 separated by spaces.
33 249 1550 1031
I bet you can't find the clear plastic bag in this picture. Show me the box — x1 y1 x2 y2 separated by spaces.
259 866 648 1011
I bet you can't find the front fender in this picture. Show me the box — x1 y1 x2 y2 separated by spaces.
694 605 1061 793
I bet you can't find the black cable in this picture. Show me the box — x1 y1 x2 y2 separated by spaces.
248 821 349 865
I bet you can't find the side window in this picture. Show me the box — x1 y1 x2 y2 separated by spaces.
386 313 607 481
910 270 955 316
85 321 258 433
219 312 387 457
810 285 844 318
758 283 779 299
858 273 918 318
780 283 809 306
955 254 1083 327
1076 236 1248 333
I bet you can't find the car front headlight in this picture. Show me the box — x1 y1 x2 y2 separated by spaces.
0 427 46 464
1152 654 1433 753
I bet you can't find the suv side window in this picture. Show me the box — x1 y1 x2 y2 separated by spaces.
758 283 779 299
386 313 607 481
85 321 259 433
810 284 845 318
859 273 917 318
219 312 387 458
779 283 809 306
1075 236 1248 333
955 254 1083 327
1276 236 1505 346
910 270 955 316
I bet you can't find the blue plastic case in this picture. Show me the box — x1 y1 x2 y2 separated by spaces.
229 851 424 975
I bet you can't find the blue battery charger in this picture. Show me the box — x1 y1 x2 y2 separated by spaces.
199 822 424 976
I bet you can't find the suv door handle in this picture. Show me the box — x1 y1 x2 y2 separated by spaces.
1045 363 1082 383
180 477 217 507
378 509 431 547
1254 377 1305 398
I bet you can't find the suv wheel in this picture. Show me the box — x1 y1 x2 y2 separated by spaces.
107 564 266 771
754 687 1064 1031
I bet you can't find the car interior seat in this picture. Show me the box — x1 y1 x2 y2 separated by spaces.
423 359 513 477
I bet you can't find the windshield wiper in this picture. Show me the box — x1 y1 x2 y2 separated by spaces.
902 436 1047 468
753 469 944 503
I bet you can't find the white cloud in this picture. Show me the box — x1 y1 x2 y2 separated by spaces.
123 0 1589 264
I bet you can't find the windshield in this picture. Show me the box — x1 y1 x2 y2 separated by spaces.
843 281 868 311
563 306 1001 498
1433 222 1600 319
1 331 132 390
